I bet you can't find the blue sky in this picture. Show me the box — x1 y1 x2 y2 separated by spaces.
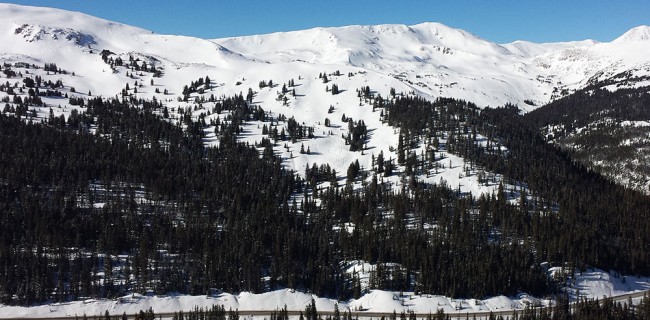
6 0 650 43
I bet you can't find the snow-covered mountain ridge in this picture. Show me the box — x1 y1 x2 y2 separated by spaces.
3 4 650 315
0 4 649 111
1 3 649 195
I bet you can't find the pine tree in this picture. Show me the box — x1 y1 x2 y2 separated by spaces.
397 133 405 165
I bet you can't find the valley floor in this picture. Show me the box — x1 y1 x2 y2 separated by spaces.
1 268 648 319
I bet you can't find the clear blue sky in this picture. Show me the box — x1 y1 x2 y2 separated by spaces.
5 0 650 43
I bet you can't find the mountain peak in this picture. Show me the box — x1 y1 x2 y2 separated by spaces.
613 25 650 43
12 23 97 46
0 3 150 42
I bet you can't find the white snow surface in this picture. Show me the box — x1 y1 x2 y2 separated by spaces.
0 268 648 318
0 3 649 112
550 267 650 300
0 3 527 197
1 2 647 192
613 25 650 44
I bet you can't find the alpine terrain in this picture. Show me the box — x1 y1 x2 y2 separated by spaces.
1 3 650 319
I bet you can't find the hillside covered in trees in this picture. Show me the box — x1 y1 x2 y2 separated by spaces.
525 86 650 193
1 83 649 306
1 5 650 315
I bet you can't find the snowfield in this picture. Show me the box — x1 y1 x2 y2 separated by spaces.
0 268 648 318
0 3 649 185
1 3 649 112
2 3 648 193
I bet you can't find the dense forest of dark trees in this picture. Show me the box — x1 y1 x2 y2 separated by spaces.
0 95 298 303
380 95 650 277
0 73 649 311
525 86 650 137
524 86 650 192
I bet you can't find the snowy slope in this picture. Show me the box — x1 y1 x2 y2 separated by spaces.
0 3 250 98
215 23 545 109
1 268 648 318
613 25 650 43
215 23 650 110
1 3 649 197
2 3 649 111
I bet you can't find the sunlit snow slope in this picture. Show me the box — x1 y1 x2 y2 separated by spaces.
0 3 649 194
1 4 649 110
